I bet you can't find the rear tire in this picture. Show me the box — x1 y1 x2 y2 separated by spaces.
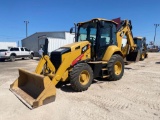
10 55 16 62
69 63 93 92
107 54 124 81
29 54 33 59
145 53 148 58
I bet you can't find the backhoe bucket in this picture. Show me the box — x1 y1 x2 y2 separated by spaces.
10 69 56 109
126 50 140 62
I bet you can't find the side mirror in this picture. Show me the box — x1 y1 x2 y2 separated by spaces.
70 28 73 34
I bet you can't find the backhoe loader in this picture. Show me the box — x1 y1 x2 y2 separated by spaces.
10 18 138 109
133 37 148 60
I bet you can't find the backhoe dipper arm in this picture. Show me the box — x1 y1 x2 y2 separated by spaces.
116 20 136 51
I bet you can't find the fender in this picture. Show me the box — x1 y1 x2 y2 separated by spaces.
10 53 16 56
102 45 123 61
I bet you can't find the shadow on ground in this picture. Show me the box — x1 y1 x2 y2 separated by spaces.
124 67 132 70
58 78 111 93
0 58 38 62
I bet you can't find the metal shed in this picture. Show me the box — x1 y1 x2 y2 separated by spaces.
21 31 75 56
0 42 17 49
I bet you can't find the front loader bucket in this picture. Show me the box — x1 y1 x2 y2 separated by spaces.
126 50 140 62
10 69 56 109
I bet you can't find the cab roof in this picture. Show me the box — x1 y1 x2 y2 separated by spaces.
78 18 118 25
134 37 143 40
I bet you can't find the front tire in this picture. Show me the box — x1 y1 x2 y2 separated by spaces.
107 54 124 81
69 63 93 92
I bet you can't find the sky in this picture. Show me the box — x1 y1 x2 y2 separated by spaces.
0 0 160 46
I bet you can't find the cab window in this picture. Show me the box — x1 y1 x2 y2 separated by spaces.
24 48 29 51
21 48 24 51
100 22 117 46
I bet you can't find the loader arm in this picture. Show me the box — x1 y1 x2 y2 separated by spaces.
35 55 56 74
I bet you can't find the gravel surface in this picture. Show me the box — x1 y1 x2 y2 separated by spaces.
0 53 160 120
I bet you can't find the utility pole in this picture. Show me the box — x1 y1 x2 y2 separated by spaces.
153 24 160 45
24 21 29 37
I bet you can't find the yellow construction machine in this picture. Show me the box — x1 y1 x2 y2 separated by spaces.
10 18 138 109
133 37 148 60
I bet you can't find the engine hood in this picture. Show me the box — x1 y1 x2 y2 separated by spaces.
62 41 90 51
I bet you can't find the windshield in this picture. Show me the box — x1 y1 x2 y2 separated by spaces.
0 49 7 52
99 22 117 46
134 38 142 49
134 39 138 44
78 22 97 43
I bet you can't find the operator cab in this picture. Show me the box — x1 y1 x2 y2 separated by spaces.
133 37 143 50
76 18 117 60
133 37 147 50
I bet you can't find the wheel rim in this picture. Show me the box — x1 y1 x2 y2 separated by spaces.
79 70 90 85
141 54 145 59
114 61 122 75
11 56 15 61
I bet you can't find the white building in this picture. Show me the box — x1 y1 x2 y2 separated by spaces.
122 38 127 47
0 42 17 49
21 31 75 56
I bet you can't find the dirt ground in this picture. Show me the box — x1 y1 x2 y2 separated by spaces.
0 53 160 120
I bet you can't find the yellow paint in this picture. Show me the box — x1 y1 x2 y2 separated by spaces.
102 46 122 61
61 70 69 82
116 20 137 52
79 70 90 85
114 61 122 75
35 55 55 74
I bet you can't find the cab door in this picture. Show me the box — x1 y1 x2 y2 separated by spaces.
24 48 30 57
20 48 25 57
96 22 117 60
